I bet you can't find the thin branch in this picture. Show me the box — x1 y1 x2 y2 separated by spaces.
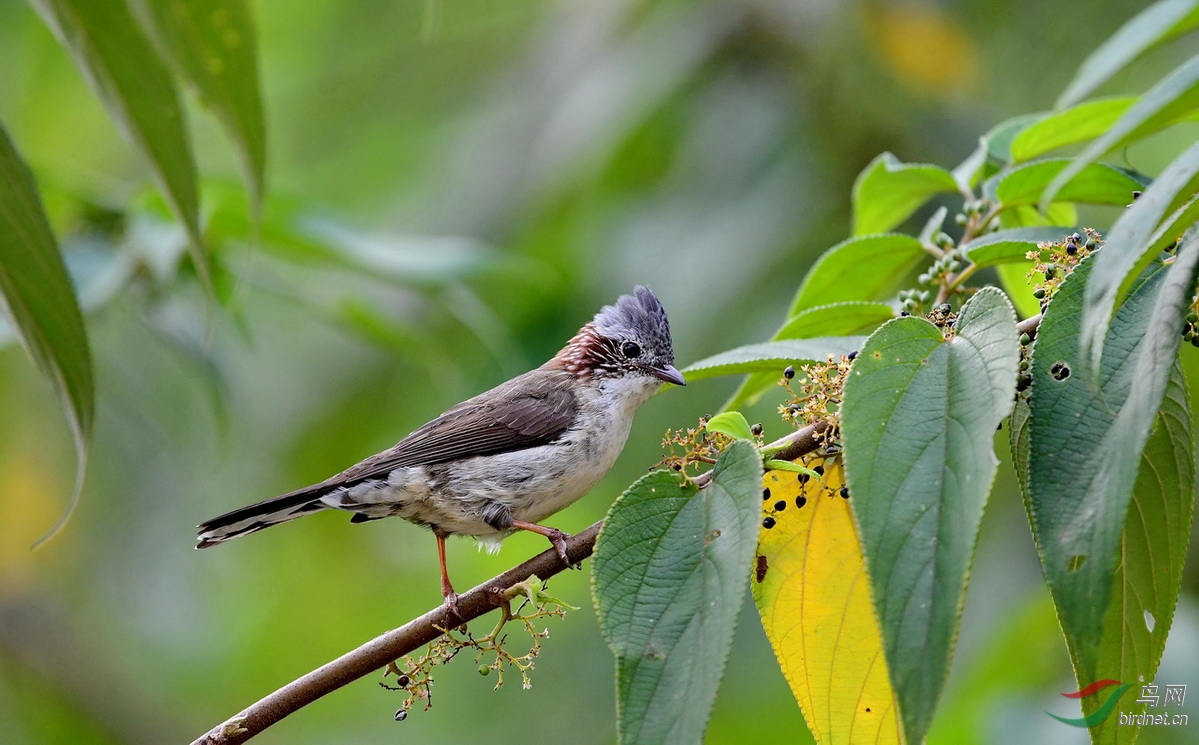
192 421 836 744
190 523 601 745
1017 313 1042 337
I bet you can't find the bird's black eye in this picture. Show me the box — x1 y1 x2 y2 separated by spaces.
621 341 642 358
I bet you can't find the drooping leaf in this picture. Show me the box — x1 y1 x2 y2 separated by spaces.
1024 241 1199 684
789 234 927 314
0 126 93 545
1057 0 1199 108
724 303 894 411
852 153 959 236
1010 97 1136 162
31 0 208 281
130 0 266 206
991 160 1147 209
1040 53 1199 212
753 456 903 745
962 227 1080 268
841 287 1019 744
683 337 866 382
1077 361 1194 743
1078 140 1199 372
593 441 763 745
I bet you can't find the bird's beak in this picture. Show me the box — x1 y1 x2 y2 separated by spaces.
648 364 686 386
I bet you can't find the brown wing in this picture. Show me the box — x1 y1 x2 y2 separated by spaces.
333 367 579 484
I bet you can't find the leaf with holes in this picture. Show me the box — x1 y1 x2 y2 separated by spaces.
1085 362 1193 742
753 456 903 745
840 287 1019 744
593 441 763 745
1024 238 1199 685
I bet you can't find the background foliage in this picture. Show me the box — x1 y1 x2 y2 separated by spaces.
1 1 1198 744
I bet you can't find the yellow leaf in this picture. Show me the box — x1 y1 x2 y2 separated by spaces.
752 456 904 745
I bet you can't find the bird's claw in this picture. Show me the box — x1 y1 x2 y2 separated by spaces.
546 528 571 566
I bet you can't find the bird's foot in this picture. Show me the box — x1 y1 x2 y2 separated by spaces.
545 527 571 566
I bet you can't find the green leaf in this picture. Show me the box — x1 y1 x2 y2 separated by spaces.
841 288 1019 744
761 459 817 475
851 153 959 236
1078 361 1194 742
776 302 896 340
1024 240 1199 683
996 261 1042 319
130 0 266 206
962 227 1080 268
789 234 927 315
706 411 754 441
1010 97 1135 162
682 337 865 382
953 115 1046 188
0 126 93 546
31 0 207 281
1079 140 1199 371
593 441 763 745
723 303 894 411
992 160 1147 208
983 113 1045 164
1057 0 1199 108
1040 53 1199 212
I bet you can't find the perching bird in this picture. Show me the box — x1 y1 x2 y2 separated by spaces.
196 286 684 607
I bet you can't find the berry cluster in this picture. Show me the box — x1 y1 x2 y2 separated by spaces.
778 353 854 450
1025 229 1098 310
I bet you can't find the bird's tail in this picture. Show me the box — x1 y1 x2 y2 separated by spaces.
196 485 332 548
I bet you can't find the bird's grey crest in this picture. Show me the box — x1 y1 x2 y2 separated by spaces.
593 285 676 364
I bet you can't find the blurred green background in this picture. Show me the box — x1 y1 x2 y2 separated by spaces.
1 0 1197 743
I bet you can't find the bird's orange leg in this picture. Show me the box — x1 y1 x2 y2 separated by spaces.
435 532 459 611
509 519 571 565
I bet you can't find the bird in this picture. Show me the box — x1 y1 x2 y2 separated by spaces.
196 286 685 608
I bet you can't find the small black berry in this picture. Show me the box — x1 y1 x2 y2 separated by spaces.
795 495 807 508
763 517 776 529
839 487 849 499
774 500 787 512
762 487 771 502
783 365 795 380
